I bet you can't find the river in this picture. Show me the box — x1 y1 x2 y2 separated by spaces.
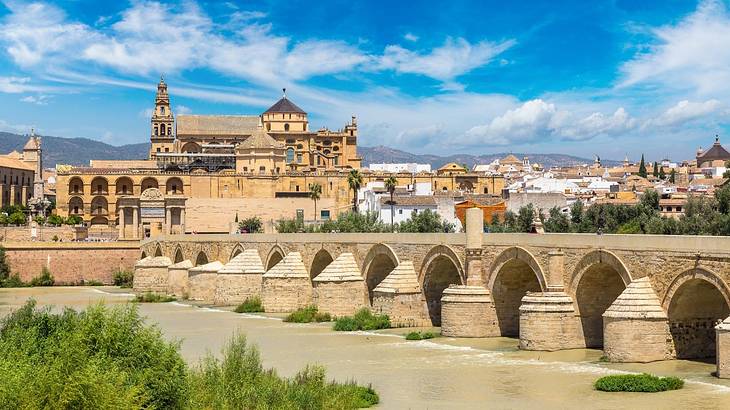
1 287 728 409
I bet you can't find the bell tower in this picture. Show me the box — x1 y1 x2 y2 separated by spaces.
149 76 175 159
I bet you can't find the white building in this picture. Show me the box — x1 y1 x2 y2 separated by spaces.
368 163 431 173
379 196 438 225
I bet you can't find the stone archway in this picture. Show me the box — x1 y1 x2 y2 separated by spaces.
230 244 244 261
571 250 631 348
421 247 464 326
174 246 184 264
265 245 285 270
195 251 209 267
154 243 163 257
310 249 334 280
488 247 546 337
362 244 399 303
664 268 730 360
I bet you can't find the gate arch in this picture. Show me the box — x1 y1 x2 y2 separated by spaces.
310 248 334 280
420 245 464 326
363 244 400 303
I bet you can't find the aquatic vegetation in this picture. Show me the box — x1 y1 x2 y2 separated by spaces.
133 292 176 303
594 373 684 392
0 300 379 409
284 305 332 323
333 309 390 331
234 296 264 313
404 331 437 340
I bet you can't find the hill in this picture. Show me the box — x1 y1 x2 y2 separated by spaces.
0 132 615 169
358 145 618 169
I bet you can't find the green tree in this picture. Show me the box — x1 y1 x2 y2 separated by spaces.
384 176 397 231
238 216 263 233
669 169 676 183
543 207 570 233
47 214 64 226
347 169 363 213
715 186 730 215
640 189 660 211
638 154 647 178
398 209 455 233
65 215 83 225
652 161 659 177
659 166 666 180
570 201 584 225
0 246 9 282
309 183 322 221
515 204 536 233
8 211 25 226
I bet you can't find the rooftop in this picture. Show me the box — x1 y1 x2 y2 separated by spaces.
176 115 259 136
264 96 306 114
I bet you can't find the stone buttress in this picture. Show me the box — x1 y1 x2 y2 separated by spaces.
133 256 172 293
214 249 265 306
312 252 368 317
519 250 583 351
716 316 730 378
440 208 499 337
261 252 312 312
372 260 430 327
167 259 193 298
188 261 224 302
603 276 672 362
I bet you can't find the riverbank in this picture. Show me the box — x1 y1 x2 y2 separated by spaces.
1 287 729 409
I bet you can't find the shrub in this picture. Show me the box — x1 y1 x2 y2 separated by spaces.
0 246 9 282
134 292 176 303
284 305 332 323
46 214 64 226
594 374 684 392
333 309 390 331
8 211 26 226
65 215 83 225
84 280 104 286
238 217 263 233
1 274 27 288
188 333 378 409
29 267 54 287
113 269 134 288
234 296 264 313
0 300 188 408
405 331 437 340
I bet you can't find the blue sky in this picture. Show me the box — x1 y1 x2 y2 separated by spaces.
0 0 728 161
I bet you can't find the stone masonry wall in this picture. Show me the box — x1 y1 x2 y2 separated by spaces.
5 242 139 284
214 274 263 306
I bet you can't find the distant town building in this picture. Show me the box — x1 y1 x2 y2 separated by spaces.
368 163 431 173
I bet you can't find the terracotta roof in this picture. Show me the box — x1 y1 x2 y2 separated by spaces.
379 195 437 207
0 156 34 171
23 136 40 150
501 154 521 164
698 139 730 162
690 178 728 186
176 115 259 136
264 97 306 114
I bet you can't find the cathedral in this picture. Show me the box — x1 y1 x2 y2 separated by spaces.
148 78 361 172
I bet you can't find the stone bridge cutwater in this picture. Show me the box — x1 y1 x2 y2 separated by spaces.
135 209 730 376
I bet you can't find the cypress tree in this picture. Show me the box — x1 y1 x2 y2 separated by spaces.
659 166 666 180
669 169 676 183
638 154 647 178
652 161 659 177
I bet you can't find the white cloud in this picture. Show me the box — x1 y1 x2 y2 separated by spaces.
403 33 418 42
647 99 723 127
619 0 730 96
0 76 30 93
379 37 515 81
464 99 637 146
176 105 192 115
20 94 50 105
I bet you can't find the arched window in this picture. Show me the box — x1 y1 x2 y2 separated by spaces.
284 123 290 132
161 106 165 115
286 148 295 163
160 124 166 135
154 126 158 136
167 127 172 136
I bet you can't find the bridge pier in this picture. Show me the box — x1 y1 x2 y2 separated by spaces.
167 259 192 298
519 250 583 350
261 252 312 312
133 256 172 293
441 208 499 337
312 253 368 317
372 261 430 327
188 261 223 301
717 317 730 378
214 249 265 306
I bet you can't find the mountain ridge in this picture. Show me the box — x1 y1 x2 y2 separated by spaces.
0 132 617 169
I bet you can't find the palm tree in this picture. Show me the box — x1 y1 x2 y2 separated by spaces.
384 176 397 231
347 169 363 213
309 183 322 221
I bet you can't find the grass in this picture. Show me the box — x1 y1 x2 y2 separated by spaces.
0 300 379 409
133 292 177 303
333 309 390 331
113 269 134 288
234 296 264 313
284 305 332 323
405 331 437 340
594 374 684 392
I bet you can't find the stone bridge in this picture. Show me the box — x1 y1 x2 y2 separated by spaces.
136 210 730 371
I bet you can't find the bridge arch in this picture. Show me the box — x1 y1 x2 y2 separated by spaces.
230 244 244 261
488 247 546 337
173 246 184 264
194 251 209 267
140 251 147 259
421 245 464 326
363 244 400 303
153 243 163 257
265 245 286 270
310 248 334 280
571 250 632 348
663 267 730 360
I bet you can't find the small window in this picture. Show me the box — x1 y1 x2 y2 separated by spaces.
333 156 338 166
295 185 300 192
297 154 302 163
483 187 488 194
284 123 290 131
398 209 403 215
320 210 330 220
157 148 161 152
286 147 295 163
259 166 266 174
161 106 165 115
165 148 169 152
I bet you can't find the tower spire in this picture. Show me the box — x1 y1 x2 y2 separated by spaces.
282 88 286 98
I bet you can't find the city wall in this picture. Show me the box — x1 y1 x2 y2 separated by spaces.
4 242 139 284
